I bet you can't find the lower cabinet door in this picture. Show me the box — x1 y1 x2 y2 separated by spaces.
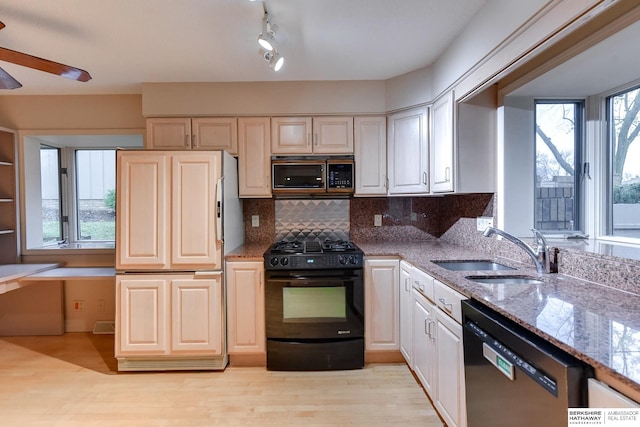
116 275 169 355
364 259 400 351
226 261 265 354
116 273 223 357
171 275 223 354
435 310 466 427
412 289 436 397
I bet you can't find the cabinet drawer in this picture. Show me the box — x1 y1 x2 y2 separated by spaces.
412 267 434 302
434 280 466 324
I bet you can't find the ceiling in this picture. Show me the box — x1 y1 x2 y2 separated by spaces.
0 0 486 96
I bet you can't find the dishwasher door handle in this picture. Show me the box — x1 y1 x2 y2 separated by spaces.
483 342 515 380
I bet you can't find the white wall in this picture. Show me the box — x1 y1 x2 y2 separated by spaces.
142 81 387 116
499 96 535 237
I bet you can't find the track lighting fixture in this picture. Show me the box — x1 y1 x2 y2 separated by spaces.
257 14 276 52
254 2 285 71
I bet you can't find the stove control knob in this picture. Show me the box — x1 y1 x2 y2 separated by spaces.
349 255 357 264
338 255 348 265
280 257 289 266
269 257 279 267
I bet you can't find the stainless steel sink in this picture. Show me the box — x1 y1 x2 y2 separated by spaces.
465 275 543 285
432 260 515 271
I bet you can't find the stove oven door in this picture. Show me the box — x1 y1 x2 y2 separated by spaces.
265 269 364 340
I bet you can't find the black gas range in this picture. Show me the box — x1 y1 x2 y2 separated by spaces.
263 238 365 371
264 239 364 270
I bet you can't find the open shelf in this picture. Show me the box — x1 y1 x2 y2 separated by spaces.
0 128 18 264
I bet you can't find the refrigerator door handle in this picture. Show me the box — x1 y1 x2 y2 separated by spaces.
216 177 223 243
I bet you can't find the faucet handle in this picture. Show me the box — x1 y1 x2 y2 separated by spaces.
530 228 548 249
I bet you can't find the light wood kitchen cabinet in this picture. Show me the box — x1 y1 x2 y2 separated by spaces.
434 294 466 427
399 261 413 365
146 117 238 154
433 279 467 427
588 378 640 408
271 116 353 154
406 264 467 427
226 261 265 355
412 288 437 398
364 258 400 352
238 117 271 198
115 273 223 362
354 116 387 196
312 116 354 154
387 107 429 195
116 151 222 270
0 128 18 264
430 91 455 193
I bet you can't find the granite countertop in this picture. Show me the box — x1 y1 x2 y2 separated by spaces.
227 240 640 396
357 240 640 397
225 242 271 261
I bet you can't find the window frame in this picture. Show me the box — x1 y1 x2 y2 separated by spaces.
533 99 585 235
18 131 143 253
599 83 640 244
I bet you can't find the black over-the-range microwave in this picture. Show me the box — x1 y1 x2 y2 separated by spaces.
271 157 354 195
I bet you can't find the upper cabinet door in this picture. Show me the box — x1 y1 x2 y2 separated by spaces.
171 152 222 269
387 107 429 195
146 118 192 150
271 117 313 154
192 117 238 154
312 116 354 154
116 151 169 270
238 117 272 198
354 116 387 196
431 91 455 193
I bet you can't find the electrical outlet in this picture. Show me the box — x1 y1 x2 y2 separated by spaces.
374 214 382 227
476 216 494 232
251 215 259 227
410 212 417 221
72 300 85 312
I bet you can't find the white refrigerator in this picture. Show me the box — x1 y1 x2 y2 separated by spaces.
114 150 243 371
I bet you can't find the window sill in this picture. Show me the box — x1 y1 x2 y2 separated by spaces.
548 238 640 264
23 242 115 255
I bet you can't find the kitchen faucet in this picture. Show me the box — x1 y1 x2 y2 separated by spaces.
482 226 557 275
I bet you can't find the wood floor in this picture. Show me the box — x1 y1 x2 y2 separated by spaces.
0 333 444 426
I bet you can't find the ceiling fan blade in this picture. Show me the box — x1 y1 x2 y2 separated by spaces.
0 22 5 30
0 66 22 89
0 46 91 82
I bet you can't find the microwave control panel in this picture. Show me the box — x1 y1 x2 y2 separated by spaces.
327 162 354 189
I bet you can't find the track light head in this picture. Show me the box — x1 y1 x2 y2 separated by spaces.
259 48 284 72
257 13 277 51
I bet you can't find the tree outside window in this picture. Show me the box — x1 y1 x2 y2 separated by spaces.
534 101 581 232
609 87 640 238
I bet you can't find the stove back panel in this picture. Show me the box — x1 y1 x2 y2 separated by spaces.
275 199 349 242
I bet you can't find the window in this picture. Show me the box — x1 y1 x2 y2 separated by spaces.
21 133 143 250
607 86 640 239
534 101 583 233
75 150 116 241
40 145 63 244
37 147 116 245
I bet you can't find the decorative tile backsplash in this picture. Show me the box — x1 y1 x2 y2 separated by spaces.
275 199 350 242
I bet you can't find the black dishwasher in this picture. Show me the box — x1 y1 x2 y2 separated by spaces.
462 299 592 427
